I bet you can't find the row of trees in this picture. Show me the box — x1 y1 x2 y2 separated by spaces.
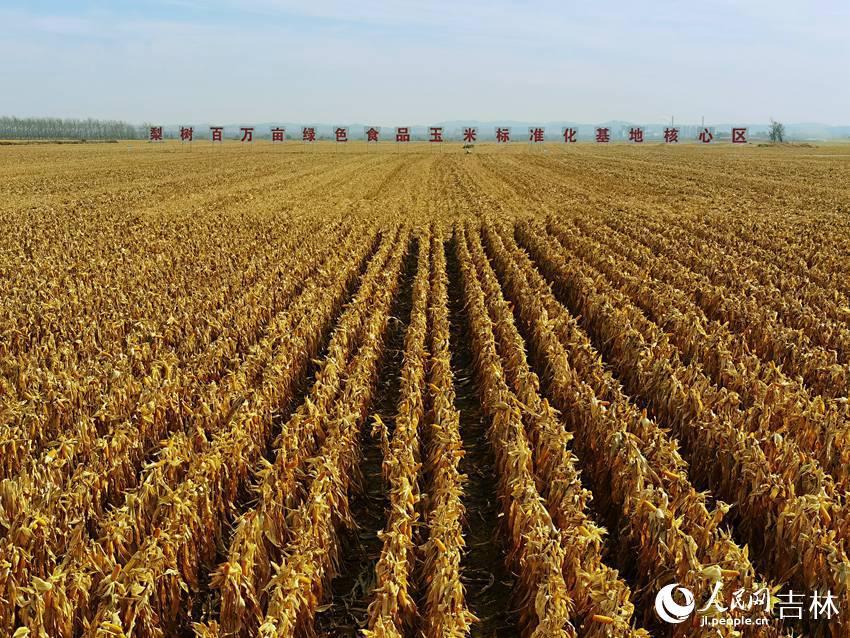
0 117 142 140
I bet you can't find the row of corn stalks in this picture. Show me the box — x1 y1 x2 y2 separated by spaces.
0 220 356 634
599 210 849 399
254 229 409 637
553 215 850 491
364 232 430 636
456 225 643 637
631 208 850 363
205 227 407 637
419 227 475 638
0 214 328 481
517 221 850 636
365 227 478 637
484 221 783 637
9 224 380 637
464 223 643 635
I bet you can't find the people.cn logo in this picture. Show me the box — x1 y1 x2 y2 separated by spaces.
655 584 696 624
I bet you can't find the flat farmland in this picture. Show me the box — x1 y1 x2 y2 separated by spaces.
2 141 850 638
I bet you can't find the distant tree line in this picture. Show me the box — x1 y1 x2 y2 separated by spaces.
0 116 143 140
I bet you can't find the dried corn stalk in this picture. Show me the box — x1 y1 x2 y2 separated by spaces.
364 231 430 636
418 227 475 638
456 226 578 638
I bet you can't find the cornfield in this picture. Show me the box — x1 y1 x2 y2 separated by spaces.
2 141 850 637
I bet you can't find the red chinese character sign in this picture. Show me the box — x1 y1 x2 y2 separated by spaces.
240 127 254 143
561 127 577 143
302 127 316 143
595 127 610 143
731 127 748 143
628 127 644 143
495 127 511 143
463 127 477 143
429 127 443 143
664 128 679 143
698 127 715 143
365 127 381 142
335 127 349 143
180 127 193 142
149 126 163 142
210 126 223 143
528 127 545 143
395 127 410 143
271 127 286 142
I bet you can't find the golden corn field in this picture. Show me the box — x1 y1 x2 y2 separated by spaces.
2 141 850 638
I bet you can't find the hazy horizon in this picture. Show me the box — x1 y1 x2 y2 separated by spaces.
2 1 848 125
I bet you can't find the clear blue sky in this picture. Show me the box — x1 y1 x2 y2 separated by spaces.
1 1 848 124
